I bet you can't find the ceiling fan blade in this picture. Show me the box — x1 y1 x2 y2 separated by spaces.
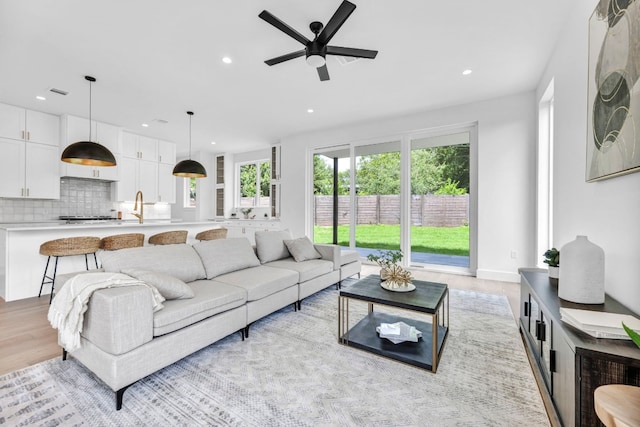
265 50 306 66
317 64 330 81
317 0 356 45
259 10 310 45
327 46 378 59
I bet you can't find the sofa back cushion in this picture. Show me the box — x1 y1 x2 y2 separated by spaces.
122 269 194 300
284 237 322 262
193 238 260 279
99 244 206 283
254 229 292 264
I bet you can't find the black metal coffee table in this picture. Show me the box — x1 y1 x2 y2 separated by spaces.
338 274 449 373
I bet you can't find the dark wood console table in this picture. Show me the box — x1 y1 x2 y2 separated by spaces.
519 269 640 426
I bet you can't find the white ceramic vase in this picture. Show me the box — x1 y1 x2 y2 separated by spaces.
558 235 605 304
548 266 559 280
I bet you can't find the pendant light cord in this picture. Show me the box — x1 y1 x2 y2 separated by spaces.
189 113 192 160
88 79 92 142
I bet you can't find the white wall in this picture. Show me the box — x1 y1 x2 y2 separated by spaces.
280 92 536 282
538 0 640 314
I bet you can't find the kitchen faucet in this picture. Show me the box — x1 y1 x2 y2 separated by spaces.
132 191 144 224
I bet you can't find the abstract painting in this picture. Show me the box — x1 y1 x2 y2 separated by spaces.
587 0 640 181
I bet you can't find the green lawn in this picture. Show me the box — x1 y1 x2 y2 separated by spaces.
314 224 469 256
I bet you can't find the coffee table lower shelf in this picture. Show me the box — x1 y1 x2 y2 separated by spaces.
340 311 448 372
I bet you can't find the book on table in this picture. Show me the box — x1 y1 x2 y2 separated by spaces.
560 307 640 339
376 321 422 344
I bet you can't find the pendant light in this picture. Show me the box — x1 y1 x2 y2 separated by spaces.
172 111 207 178
61 76 117 166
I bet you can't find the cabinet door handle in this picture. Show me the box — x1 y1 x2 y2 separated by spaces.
27 131 30 140
26 188 29 197
96 170 100 178
159 155 162 162
21 188 24 197
21 130 25 139
536 320 546 342
523 301 529 317
550 349 556 373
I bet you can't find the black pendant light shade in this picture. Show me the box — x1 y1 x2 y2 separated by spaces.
173 111 207 178
61 76 117 166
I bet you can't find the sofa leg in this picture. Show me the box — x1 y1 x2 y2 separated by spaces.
244 325 250 339
297 300 302 311
115 383 133 410
293 302 298 312
62 348 67 361
240 329 245 341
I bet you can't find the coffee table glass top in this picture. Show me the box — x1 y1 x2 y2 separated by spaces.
340 275 448 314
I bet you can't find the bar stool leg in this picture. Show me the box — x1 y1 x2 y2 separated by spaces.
38 256 51 297
84 254 89 270
49 257 59 304
93 253 98 269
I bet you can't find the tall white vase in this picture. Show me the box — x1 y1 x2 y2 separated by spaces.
558 235 605 304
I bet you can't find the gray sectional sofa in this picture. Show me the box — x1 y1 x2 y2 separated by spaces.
63 231 348 410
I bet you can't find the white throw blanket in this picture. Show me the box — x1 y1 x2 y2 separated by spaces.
48 272 165 352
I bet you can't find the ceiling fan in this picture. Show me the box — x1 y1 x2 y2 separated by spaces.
259 0 378 81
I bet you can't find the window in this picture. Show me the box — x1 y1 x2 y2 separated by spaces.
238 160 270 207
183 177 196 207
537 79 554 267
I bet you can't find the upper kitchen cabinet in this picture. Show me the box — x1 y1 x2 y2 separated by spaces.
158 139 176 164
122 132 157 161
59 114 120 181
0 137 60 199
0 103 59 146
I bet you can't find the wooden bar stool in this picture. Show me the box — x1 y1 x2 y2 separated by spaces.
39 236 101 303
100 233 145 251
595 384 640 427
195 227 227 241
148 230 188 245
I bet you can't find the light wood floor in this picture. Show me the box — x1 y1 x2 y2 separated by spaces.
0 264 522 377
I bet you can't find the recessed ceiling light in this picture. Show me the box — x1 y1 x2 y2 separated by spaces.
141 123 149 127
307 108 314 113
211 141 216 145
36 95 46 101
222 57 232 64
462 69 473 75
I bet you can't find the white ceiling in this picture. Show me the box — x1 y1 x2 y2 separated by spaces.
0 0 574 157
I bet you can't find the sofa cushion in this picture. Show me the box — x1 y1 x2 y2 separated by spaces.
254 229 292 264
340 250 360 266
153 280 246 336
193 238 260 279
214 265 298 302
99 244 206 283
122 269 194 300
264 258 333 283
284 237 322 262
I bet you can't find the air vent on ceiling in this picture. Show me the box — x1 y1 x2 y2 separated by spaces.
48 87 69 96
335 56 360 66
153 119 169 124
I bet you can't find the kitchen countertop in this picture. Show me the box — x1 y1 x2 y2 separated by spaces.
0 218 280 231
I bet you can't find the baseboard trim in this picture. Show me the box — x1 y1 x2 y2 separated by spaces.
476 269 520 282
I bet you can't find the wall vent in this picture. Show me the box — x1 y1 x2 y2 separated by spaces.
48 87 69 96
153 119 169 124
335 56 360 66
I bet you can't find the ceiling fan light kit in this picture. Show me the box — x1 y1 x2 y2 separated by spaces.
259 0 378 81
61 75 117 166
172 111 207 178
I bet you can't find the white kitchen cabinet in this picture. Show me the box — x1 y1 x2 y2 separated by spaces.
225 220 281 245
59 114 120 181
0 103 59 146
0 137 59 199
158 163 176 203
122 132 157 161
158 139 176 164
114 156 158 202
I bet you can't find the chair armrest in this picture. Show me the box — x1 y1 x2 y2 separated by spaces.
81 286 154 355
314 244 340 270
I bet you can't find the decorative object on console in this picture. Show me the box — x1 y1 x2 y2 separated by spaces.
558 235 605 304
543 247 559 282
172 111 207 178
259 0 378 81
586 0 640 181
240 207 253 219
61 76 117 166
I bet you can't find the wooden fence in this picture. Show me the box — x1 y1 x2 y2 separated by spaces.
314 194 469 227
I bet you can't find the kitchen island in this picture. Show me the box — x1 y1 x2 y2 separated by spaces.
0 219 280 301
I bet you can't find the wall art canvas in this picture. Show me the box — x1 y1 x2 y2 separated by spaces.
587 0 640 181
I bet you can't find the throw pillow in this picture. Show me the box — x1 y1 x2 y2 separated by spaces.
193 238 261 279
284 237 322 262
254 229 292 263
122 269 194 300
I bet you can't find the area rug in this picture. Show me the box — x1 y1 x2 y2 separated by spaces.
0 282 549 426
